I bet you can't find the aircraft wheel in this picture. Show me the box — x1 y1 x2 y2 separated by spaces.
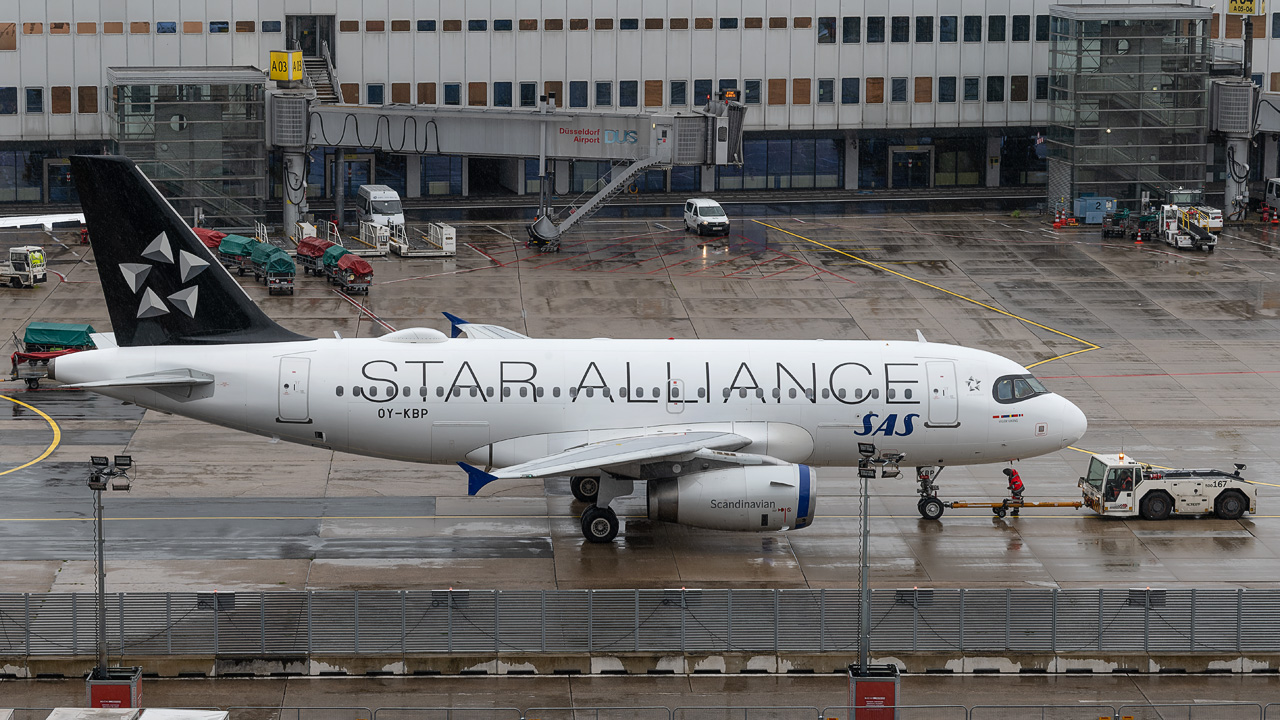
25 378 39 389
570 475 600 503
919 497 944 520
1215 490 1247 520
1139 491 1173 521
581 505 619 543
993 507 1007 519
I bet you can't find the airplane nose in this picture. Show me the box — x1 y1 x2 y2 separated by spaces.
1061 397 1087 447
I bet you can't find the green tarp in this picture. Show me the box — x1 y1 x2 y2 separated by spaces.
23 321 96 348
250 241 279 266
218 234 257 257
262 248 295 275
322 245 350 268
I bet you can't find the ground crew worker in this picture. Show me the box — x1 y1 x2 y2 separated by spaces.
1003 467 1024 516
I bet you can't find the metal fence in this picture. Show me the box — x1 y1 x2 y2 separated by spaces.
1 588 1278 657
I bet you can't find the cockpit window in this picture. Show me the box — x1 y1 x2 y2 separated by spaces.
993 374 1050 404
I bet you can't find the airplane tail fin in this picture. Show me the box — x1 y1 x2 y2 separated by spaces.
69 155 310 347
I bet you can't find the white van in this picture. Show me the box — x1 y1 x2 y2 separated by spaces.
683 198 730 236
356 185 405 227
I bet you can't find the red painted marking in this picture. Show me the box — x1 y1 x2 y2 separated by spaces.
758 264 803 280
723 254 785 277
601 242 693 273
333 289 396 332
567 235 686 272
681 252 757 276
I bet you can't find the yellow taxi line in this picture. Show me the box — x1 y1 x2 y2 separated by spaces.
0 394 62 476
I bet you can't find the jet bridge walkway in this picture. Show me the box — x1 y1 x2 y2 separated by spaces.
266 88 746 246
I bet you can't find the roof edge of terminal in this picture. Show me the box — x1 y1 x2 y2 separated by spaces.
1048 3 1211 20
106 65 267 85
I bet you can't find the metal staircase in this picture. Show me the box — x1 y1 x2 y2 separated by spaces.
303 57 339 103
528 156 662 246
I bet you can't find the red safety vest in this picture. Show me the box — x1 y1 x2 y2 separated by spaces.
1007 470 1024 494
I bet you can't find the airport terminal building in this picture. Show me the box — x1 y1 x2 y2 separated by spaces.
0 0 1265 215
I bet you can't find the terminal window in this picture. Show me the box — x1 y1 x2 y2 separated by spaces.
744 79 761 104
24 87 41 113
619 81 638 107
988 15 1005 42
621 18 638 29
1035 76 1048 100
0 23 14 49
570 18 588 30
468 19 487 31
644 80 662 106
50 22 69 34
494 19 512 31
130 22 149 34
51 86 70 113
963 16 981 41
444 83 460 105
392 83 410 103
1273 13 1280 38
722 18 740 30
694 79 712 105
865 77 884 103
986 76 1004 102
519 82 536 107
596 18 614 30
157 22 177 34
939 16 957 42
914 77 932 102
0 88 15 115
544 19 563 30
842 17 859 42
963 77 979 101
418 82 436 104
793 17 812 29
916 16 933 42
867 16 884 42
340 20 359 32
367 84 383 105
103 22 123 34
890 78 907 102
695 17 713 29
744 17 762 29
767 78 786 105
236 21 255 32
468 82 487 106
492 82 511 106
1035 15 1049 41
209 21 229 33
23 23 41 34
417 20 436 31
391 20 411 32
817 79 833 104
77 86 97 113
262 21 281 33
670 18 689 30
519 19 537 30
442 20 462 32
183 21 201 33
817 16 834 42
841 78 859 104
670 80 687 105
1010 75 1028 102
1012 15 1030 41
938 76 956 102
891 16 909 42
569 81 588 108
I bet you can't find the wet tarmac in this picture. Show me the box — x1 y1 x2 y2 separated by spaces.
4 215 1280 595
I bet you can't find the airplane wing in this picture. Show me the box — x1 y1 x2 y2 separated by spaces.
67 368 213 389
0 212 85 230
442 311 529 340
460 431 753 495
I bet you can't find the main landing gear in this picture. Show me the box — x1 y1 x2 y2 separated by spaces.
916 466 946 520
569 474 629 543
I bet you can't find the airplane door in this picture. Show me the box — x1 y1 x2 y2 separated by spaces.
667 379 685 414
278 357 311 423
926 360 959 427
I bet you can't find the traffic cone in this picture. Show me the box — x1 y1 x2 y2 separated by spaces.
1262 206 1271 224
1272 206 1278 225
1052 208 1062 230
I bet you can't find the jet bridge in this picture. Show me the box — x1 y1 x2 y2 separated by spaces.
267 89 746 246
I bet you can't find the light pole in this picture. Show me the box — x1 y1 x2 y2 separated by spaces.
87 455 132 679
851 443 904 717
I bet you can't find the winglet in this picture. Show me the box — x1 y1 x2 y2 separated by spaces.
916 330 927 343
442 311 468 338
459 462 499 496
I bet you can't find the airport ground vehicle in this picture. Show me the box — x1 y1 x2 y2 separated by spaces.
296 236 336 275
321 245 373 294
1101 209 1129 238
9 321 95 388
1 246 46 288
217 234 258 275
356 185 405 227
1079 453 1255 520
250 242 296 295
1159 188 1220 252
1128 213 1158 243
684 198 730 236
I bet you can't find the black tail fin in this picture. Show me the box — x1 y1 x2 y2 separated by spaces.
70 155 310 347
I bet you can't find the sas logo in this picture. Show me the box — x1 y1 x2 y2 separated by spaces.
853 413 921 437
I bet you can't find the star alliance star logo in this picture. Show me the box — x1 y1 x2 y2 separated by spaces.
965 376 981 392
119 231 209 319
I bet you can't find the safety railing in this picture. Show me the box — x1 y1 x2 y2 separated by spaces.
524 708 671 720
3 588 1280 658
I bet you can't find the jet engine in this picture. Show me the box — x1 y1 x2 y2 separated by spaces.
647 464 817 532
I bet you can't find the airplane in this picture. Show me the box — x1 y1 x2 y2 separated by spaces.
50 155 1088 543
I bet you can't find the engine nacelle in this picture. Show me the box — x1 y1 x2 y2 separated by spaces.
647 464 817 532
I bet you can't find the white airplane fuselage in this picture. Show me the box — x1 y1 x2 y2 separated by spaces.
54 336 1086 468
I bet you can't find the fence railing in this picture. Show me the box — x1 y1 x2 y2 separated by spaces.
2 588 1278 657
13 705 1280 720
